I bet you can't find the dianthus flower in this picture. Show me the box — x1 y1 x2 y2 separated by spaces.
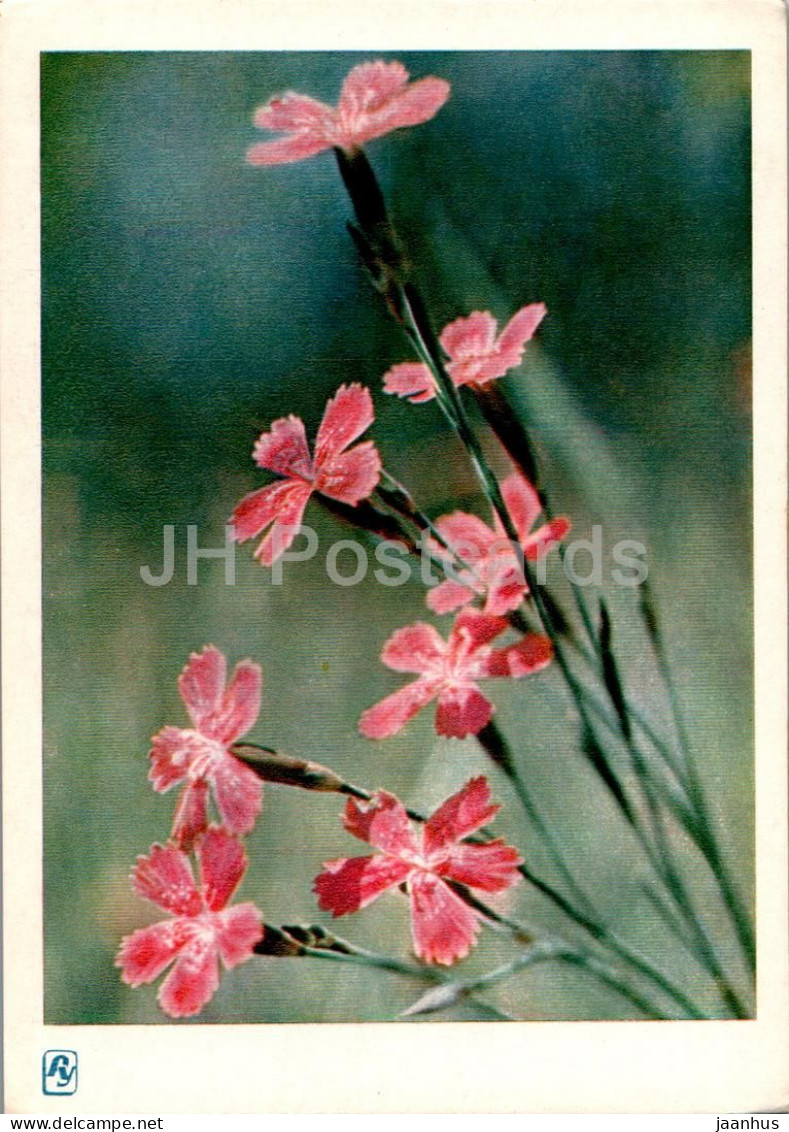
116 827 263 1018
230 384 381 566
428 473 571 616
149 646 263 850
247 60 450 166
383 305 546 403
314 776 522 965
359 609 552 740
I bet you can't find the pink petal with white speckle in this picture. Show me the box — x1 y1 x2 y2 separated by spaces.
229 478 312 546
116 921 182 987
197 826 249 911
486 633 553 678
438 839 523 893
358 678 438 739
440 311 498 359
342 791 420 856
178 646 227 732
496 302 546 357
314 853 412 916
314 384 375 466
426 577 478 614
380 622 446 673
253 415 313 479
452 608 509 649
253 92 335 134
157 932 220 1019
408 871 480 965
422 776 499 855
214 904 265 968
382 361 436 403
211 660 262 746
131 843 202 917
435 685 493 738
209 754 263 837
148 726 193 792
171 780 210 851
317 441 381 506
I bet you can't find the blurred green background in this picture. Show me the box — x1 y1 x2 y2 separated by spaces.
42 51 752 1024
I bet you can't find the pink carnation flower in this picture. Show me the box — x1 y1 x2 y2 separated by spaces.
314 776 522 965
383 305 546 403
149 646 264 850
247 60 450 166
231 384 381 566
359 609 553 740
116 827 263 1018
428 473 571 616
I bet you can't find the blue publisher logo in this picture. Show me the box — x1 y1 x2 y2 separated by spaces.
42 1050 78 1095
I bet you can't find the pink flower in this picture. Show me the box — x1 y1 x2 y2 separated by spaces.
247 60 450 166
149 646 264 849
383 305 547 403
428 473 571 616
314 776 522 965
116 827 263 1018
230 384 381 566
359 609 553 740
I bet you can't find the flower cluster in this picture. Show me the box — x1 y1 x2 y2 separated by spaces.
118 58 574 1022
315 777 522 965
117 647 265 1016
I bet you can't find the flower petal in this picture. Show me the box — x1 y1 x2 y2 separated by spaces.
423 775 499 855
252 415 312 478
253 91 335 134
496 302 547 357
440 310 498 359
212 660 263 745
408 872 480 965
434 510 496 557
500 474 542 542
451 608 509 648
342 791 420 856
115 921 182 987
314 384 374 465
230 479 310 543
197 826 249 911
178 646 226 731
317 441 381 505
158 933 220 1018
380 622 446 673
426 577 476 615
359 678 439 739
170 780 210 852
486 633 553 678
214 904 264 968
438 839 523 893
313 854 412 916
382 361 435 403
131 843 202 917
351 77 451 146
247 135 334 166
209 754 263 837
524 517 572 560
339 61 410 114
435 686 493 739
148 726 193 792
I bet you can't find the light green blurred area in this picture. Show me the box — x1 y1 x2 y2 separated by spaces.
42 51 752 1024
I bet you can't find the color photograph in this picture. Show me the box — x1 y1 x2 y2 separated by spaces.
41 48 756 1027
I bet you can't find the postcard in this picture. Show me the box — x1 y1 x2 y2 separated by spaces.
2 0 787 1114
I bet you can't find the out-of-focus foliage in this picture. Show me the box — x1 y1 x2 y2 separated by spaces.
42 51 751 1024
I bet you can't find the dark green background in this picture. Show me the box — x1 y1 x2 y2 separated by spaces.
42 51 752 1024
